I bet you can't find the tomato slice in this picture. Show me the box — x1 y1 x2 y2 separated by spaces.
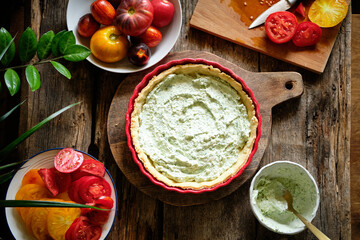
292 22 322 47
22 169 45 187
38 168 71 196
78 176 111 203
71 158 105 181
265 11 298 44
68 178 85 204
38 168 59 196
81 196 114 225
65 216 102 240
55 148 84 173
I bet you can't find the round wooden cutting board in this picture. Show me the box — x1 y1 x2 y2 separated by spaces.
107 51 303 206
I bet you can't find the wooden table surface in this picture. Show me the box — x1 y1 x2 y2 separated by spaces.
0 0 351 239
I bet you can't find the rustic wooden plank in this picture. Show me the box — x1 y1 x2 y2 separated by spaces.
351 14 360 240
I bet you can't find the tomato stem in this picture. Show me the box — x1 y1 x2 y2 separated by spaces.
128 7 135 15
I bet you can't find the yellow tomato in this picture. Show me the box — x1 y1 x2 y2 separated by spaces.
90 25 129 63
21 169 45 187
47 202 81 240
308 0 348 28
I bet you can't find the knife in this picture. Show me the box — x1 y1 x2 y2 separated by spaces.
248 0 298 29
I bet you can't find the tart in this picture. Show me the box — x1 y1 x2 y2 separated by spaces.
130 63 259 190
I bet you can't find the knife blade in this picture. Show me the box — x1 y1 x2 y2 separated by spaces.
248 0 298 29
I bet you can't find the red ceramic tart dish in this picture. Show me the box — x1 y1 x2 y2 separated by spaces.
125 58 262 193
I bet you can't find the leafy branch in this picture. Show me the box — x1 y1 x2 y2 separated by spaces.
0 27 91 96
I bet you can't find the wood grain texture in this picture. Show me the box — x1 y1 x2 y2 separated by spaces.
108 50 303 206
351 14 360 240
0 0 352 239
190 0 342 74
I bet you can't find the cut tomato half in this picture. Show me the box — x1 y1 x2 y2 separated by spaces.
71 158 105 181
78 176 111 203
55 148 84 173
308 0 348 28
265 11 298 44
38 168 71 196
81 196 114 225
292 22 322 47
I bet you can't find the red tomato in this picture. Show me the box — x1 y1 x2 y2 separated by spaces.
131 26 162 48
128 43 151 66
71 158 106 181
38 168 59 196
90 26 129 63
292 22 322 47
77 13 100 38
78 176 112 203
68 178 85 203
54 169 71 193
151 0 175 28
115 0 154 36
65 216 102 240
91 0 116 26
81 196 113 225
54 148 84 173
295 3 306 18
265 11 298 44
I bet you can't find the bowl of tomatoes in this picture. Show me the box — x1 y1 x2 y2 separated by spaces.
66 0 182 73
5 148 117 240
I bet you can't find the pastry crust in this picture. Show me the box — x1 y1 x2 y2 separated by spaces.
130 64 258 190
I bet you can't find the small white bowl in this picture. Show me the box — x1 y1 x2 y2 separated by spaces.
5 148 118 240
66 0 182 73
249 161 320 235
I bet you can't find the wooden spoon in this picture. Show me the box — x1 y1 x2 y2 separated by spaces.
283 190 330 240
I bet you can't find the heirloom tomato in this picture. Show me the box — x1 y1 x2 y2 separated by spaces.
65 216 102 240
54 148 84 173
151 0 175 28
71 158 106 181
115 0 154 36
91 0 116 26
128 43 151 66
90 26 129 63
131 26 162 48
265 11 298 44
77 14 100 38
292 22 322 47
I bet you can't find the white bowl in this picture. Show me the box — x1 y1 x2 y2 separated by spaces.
5 148 118 240
66 0 182 73
249 161 320 235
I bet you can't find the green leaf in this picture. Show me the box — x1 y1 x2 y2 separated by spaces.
0 99 26 123
4 69 20 96
0 102 81 160
0 28 16 66
50 61 71 79
37 30 55 60
25 65 41 91
58 31 76 55
51 30 66 57
0 200 109 210
0 170 16 184
63 45 91 62
18 27 37 63
0 159 27 171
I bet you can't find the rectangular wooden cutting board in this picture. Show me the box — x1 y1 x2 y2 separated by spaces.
190 0 342 74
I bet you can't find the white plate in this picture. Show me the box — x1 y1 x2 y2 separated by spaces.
5 148 118 240
66 0 182 73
